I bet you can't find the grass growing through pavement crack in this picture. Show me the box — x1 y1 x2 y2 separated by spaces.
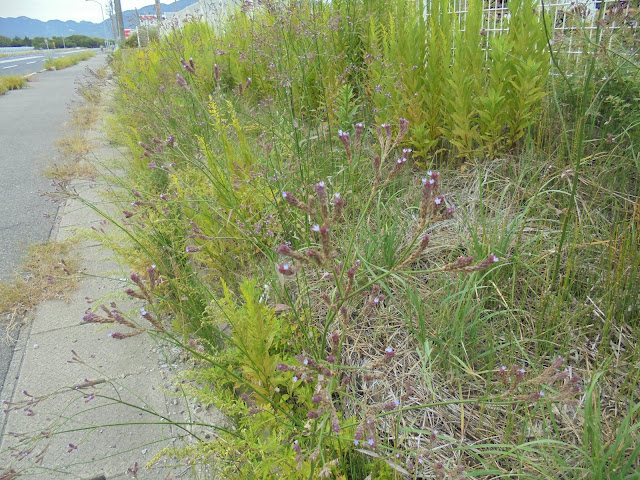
54 132 94 159
0 240 80 338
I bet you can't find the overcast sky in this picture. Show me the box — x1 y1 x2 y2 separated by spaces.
0 0 171 23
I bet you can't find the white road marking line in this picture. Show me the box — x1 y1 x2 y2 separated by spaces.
0 55 44 64
54 49 89 56
26 61 37 65
2 65 19 69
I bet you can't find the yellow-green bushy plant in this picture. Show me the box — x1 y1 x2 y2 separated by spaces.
105 41 288 341
43 51 95 70
365 0 446 157
501 0 551 147
205 279 292 405
443 0 485 155
364 0 550 159
0 74 28 94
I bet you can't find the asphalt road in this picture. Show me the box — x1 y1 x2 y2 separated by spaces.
0 48 95 76
0 53 107 396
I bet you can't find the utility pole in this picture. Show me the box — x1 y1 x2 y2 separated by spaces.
108 1 117 46
154 0 162 23
114 0 125 44
135 8 141 47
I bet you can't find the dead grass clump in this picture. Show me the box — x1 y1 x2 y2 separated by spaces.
43 161 97 182
55 133 93 160
0 241 80 336
70 104 100 130
77 82 103 105
91 66 110 80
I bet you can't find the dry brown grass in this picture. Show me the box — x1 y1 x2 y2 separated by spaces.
70 104 101 130
55 133 93 160
0 241 81 337
43 161 97 182
77 81 103 105
94 66 109 80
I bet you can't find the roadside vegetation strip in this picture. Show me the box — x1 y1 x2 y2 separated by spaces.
0 74 28 95
24 0 640 477
43 51 96 71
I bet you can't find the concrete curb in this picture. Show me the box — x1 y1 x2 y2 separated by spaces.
0 301 34 450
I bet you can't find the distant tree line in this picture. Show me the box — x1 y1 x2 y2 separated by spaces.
0 35 103 49
0 35 32 47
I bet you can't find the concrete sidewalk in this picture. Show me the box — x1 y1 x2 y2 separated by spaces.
0 90 201 479
0 53 111 401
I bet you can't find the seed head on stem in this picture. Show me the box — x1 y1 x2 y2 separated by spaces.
319 225 331 258
345 259 360 294
354 122 364 153
398 235 430 269
277 263 295 276
332 192 343 223
282 191 313 215
180 58 196 75
276 244 307 262
458 253 499 272
338 130 352 164
176 73 187 89
443 256 474 271
316 181 329 223
305 248 324 266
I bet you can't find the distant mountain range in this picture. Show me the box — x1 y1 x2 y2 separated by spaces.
0 0 198 39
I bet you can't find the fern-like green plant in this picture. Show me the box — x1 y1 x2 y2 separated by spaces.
334 83 361 131
477 36 510 156
443 0 484 156
207 279 291 405
503 0 550 148
424 0 454 150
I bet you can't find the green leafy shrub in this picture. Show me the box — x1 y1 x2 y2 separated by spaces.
206 279 292 404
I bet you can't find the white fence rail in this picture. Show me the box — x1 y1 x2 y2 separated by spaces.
446 0 638 51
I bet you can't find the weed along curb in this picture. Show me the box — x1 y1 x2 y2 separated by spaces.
44 51 96 71
0 65 205 479
0 75 29 95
